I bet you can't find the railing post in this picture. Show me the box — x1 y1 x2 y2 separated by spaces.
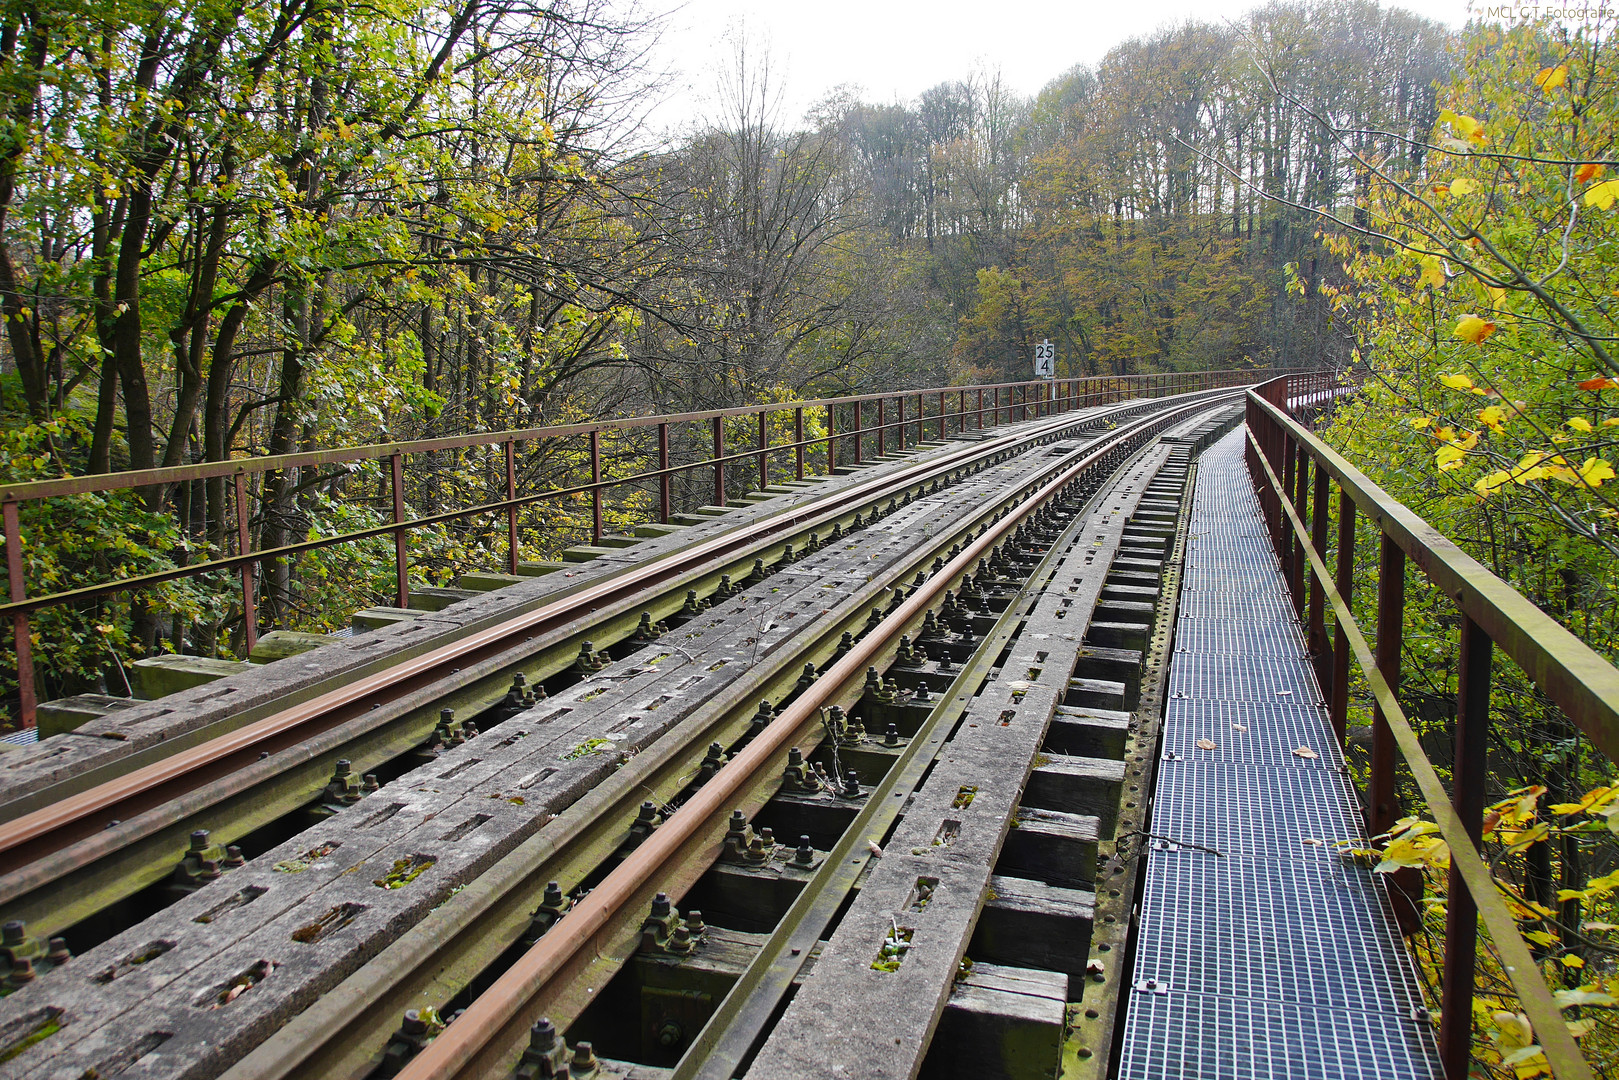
6 499 36 727
658 422 671 524
1330 487 1355 743
712 416 725 507
1308 458 1329 676
1439 614 1492 1080
825 405 836 474
1290 443 1308 613
757 411 769 491
1370 536 1404 836
977 389 984 430
390 451 408 608
590 429 603 545
504 440 519 575
794 407 805 481
233 474 258 656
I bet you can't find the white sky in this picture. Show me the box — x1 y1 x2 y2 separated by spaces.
643 0 1480 133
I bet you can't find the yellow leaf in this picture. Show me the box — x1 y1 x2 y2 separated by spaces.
1409 415 1432 429
1562 954 1586 968
1439 372 1475 390
1476 470 1512 495
1454 430 1480 451
1417 256 1445 291
1604 418 1619 427
1567 417 1593 432
1577 163 1606 183
1433 425 1457 443
1450 177 1481 195
1455 315 1497 345
1579 457 1616 486
1584 179 1619 210
1477 405 1508 433
1437 445 1469 470
1534 64 1569 90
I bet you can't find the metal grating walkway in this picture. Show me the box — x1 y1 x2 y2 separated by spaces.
1117 429 1441 1079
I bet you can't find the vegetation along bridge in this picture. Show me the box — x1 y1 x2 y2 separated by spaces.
0 372 1615 1079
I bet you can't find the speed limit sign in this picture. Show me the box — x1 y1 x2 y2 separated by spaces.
1033 340 1055 377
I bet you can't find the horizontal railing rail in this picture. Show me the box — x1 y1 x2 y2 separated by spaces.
1 369 1273 727
1246 373 1612 1080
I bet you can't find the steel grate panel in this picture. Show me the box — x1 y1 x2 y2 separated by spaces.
1162 699 1345 768
1133 850 1427 1015
1166 651 1323 705
1120 990 1440 1080
1177 588 1300 623
1119 429 1439 1079
1171 619 1305 658
1150 759 1365 856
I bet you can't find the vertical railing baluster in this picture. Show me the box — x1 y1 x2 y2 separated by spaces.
877 397 886 456
390 451 408 608
757 411 769 491
853 401 863 464
1330 487 1355 743
505 440 519 575
1370 536 1405 836
658 422 671 524
795 407 805 481
1308 458 1329 679
1439 614 1492 1080
712 416 725 507
825 405 836 474
1290 443 1309 612
6 499 36 727
233 474 258 656
897 395 906 452
590 429 603 545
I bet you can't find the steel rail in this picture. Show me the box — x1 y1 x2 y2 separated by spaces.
0 392 1226 898
1245 422 1592 1080
214 408 1175 1080
666 409 1187 1080
395 394 1228 1080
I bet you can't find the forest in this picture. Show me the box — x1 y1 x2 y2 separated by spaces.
5 0 1619 1070
0 0 1456 661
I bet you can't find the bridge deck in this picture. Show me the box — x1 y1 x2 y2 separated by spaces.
1118 429 1441 1079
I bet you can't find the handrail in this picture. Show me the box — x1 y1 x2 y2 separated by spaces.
1245 374 1603 1080
0 369 1275 727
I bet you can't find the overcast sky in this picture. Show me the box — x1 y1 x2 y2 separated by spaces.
642 0 1478 133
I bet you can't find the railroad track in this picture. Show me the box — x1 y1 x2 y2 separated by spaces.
0 389 1243 1080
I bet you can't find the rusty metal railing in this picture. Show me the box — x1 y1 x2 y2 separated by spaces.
0 369 1267 727
1246 373 1614 1080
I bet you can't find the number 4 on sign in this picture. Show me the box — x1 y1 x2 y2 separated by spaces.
1033 339 1055 378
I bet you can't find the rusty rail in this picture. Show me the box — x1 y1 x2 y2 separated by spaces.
1 370 1271 727
1246 373 1615 1080
391 389 1234 1080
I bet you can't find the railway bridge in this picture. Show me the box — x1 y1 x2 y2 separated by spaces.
0 371 1612 1080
